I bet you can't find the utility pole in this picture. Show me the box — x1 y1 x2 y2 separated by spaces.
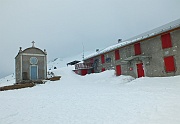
82 42 84 60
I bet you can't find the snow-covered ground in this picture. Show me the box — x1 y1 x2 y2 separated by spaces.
0 55 180 124
0 74 15 87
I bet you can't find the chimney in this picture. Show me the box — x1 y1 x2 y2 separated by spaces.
118 39 122 43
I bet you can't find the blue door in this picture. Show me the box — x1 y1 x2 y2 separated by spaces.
31 65 38 80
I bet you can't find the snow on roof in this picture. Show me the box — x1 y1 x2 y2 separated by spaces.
84 18 180 60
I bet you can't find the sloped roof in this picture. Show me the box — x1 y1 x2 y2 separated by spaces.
67 60 81 66
22 47 46 54
84 18 180 60
15 46 47 58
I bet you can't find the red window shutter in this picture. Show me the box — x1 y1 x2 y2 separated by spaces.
164 56 175 72
116 65 121 76
102 68 105 72
115 50 120 60
161 33 172 49
134 43 141 55
101 54 105 64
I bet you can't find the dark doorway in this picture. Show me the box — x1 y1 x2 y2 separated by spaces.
22 72 28 80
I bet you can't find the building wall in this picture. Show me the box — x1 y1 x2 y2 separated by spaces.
141 35 164 77
15 54 21 83
141 29 180 77
84 28 180 78
119 45 136 77
172 29 180 75
102 51 115 71
15 47 47 83
22 55 46 80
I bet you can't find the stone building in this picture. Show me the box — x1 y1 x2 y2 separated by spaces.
83 18 180 78
15 42 47 83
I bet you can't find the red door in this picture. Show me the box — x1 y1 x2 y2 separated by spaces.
136 63 145 78
116 65 121 76
164 56 175 72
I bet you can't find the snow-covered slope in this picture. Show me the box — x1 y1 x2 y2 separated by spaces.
0 74 15 87
48 51 93 70
0 52 180 124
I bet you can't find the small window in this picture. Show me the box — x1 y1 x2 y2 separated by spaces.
101 54 105 64
94 59 99 63
30 57 38 65
164 56 175 72
134 43 141 55
115 50 120 60
161 33 172 49
106 58 111 63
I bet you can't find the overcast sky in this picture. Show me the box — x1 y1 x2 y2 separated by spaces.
0 0 180 78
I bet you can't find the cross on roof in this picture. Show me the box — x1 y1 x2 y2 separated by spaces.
32 41 35 47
